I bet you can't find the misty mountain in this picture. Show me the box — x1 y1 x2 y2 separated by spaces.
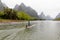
14 3 39 18
39 12 46 19
39 12 52 20
56 13 60 18
2 3 7 8
14 4 20 10
46 15 52 20
0 0 7 11
0 0 4 10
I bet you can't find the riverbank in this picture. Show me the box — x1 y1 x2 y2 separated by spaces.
0 19 27 30
0 19 26 23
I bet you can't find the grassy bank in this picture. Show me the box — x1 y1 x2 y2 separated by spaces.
0 19 26 23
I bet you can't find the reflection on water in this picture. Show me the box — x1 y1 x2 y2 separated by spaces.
14 21 60 40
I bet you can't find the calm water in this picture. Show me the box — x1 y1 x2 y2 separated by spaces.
16 21 60 40
0 21 60 40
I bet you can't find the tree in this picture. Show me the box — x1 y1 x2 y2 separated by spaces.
17 11 32 20
3 8 18 20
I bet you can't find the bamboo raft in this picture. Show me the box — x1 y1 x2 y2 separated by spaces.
26 24 35 28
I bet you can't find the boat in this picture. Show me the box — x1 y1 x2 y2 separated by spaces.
26 24 35 29
26 26 32 28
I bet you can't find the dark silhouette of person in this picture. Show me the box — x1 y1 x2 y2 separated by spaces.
26 21 31 28
28 21 30 26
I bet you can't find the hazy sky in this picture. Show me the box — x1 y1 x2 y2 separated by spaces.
1 0 60 18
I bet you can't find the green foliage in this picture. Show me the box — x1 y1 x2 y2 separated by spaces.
0 11 4 16
3 8 18 20
17 11 32 20
55 18 60 20
0 11 4 18
0 8 36 20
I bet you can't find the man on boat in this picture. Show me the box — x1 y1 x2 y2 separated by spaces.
28 21 30 26
26 21 31 28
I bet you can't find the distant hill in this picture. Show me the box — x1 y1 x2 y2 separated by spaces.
39 12 46 20
55 13 60 20
14 3 39 19
56 13 60 18
39 12 52 20
46 15 52 20
2 3 7 8
14 4 19 10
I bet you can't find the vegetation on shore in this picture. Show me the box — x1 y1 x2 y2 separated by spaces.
54 18 60 20
0 7 37 22
0 19 26 23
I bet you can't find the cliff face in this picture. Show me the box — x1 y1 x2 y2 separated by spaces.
14 3 39 18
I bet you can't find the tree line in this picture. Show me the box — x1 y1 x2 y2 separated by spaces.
0 8 35 20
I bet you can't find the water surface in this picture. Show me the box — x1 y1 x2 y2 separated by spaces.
0 21 60 40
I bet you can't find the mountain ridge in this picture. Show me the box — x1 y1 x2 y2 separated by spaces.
14 3 39 19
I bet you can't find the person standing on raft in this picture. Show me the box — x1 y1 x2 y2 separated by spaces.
26 21 31 28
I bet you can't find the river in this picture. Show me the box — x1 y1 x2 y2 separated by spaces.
0 21 60 40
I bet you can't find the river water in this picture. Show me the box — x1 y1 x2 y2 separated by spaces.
12 21 60 40
0 21 60 40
